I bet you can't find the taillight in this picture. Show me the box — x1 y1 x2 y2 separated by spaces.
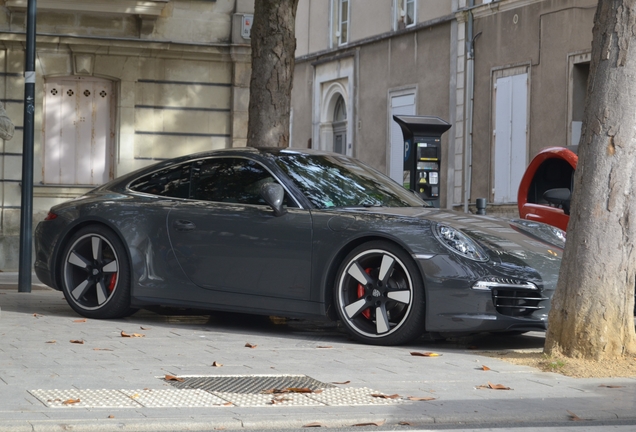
44 211 57 221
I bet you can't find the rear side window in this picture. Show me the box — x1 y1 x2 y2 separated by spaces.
129 163 191 199
191 158 273 205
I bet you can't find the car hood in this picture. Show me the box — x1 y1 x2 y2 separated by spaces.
340 207 563 282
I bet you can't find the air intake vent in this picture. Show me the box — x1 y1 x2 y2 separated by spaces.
492 289 547 317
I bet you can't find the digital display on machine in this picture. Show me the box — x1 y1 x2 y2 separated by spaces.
417 144 438 160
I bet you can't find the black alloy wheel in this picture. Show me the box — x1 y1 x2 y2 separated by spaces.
60 225 134 319
335 241 426 345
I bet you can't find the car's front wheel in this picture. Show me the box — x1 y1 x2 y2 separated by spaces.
60 225 135 319
334 241 426 345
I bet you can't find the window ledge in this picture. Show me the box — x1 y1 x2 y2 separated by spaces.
33 184 95 199
6 0 170 18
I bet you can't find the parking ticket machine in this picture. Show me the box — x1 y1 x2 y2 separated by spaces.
393 115 451 207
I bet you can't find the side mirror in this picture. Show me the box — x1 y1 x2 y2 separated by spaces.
260 182 287 217
543 188 571 215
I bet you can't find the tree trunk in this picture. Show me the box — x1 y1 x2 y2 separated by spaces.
544 0 636 360
247 0 299 148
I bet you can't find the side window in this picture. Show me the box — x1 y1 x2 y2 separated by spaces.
527 159 574 205
191 158 296 207
129 163 191 199
191 158 273 205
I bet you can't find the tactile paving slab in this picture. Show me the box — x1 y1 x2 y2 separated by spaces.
30 389 141 408
212 391 325 407
120 388 229 407
30 375 406 408
306 387 406 406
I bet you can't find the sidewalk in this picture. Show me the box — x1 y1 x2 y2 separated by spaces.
1 273 635 431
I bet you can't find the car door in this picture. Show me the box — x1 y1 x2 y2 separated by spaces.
167 156 313 303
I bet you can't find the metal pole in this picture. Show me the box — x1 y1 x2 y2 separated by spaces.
18 0 37 293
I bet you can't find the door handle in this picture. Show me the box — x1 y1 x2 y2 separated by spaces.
172 219 196 231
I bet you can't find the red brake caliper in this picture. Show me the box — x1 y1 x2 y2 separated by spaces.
107 274 117 292
357 268 372 319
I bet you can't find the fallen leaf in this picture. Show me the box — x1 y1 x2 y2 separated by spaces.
245 343 257 348
317 346 333 349
407 396 436 401
108 415 114 418
303 422 324 428
121 331 145 338
62 398 80 405
410 352 440 357
371 393 400 399
476 382 511 390
567 410 583 421
222 402 233 406
482 365 491 371
131 393 140 399
269 316 287 324
353 420 386 427
73 319 87 323
270 396 291 404
45 340 56 344
93 348 113 351
140 326 151 330
164 374 184 382
398 421 413 425
212 361 223 367
331 380 350 385
70 339 84 344
598 384 624 388
285 387 314 393
33 313 44 318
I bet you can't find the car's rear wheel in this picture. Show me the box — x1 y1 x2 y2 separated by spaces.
334 241 426 345
60 225 135 319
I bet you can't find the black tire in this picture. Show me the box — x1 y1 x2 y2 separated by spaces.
60 225 135 319
334 241 426 345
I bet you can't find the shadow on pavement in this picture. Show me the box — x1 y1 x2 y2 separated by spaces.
0 285 545 352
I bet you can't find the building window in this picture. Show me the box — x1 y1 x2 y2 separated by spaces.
331 0 349 47
394 0 416 30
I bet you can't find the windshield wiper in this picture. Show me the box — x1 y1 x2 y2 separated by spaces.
357 199 383 207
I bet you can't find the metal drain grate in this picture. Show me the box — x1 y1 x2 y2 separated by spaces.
164 374 336 394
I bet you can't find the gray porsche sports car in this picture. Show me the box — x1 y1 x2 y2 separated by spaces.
34 148 565 345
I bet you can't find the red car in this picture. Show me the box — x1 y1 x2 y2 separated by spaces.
517 146 578 231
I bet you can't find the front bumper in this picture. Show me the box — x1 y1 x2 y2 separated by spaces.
416 254 555 334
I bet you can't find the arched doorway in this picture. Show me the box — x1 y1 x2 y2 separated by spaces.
332 95 347 154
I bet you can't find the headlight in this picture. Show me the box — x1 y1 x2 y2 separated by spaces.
550 226 567 244
434 224 489 262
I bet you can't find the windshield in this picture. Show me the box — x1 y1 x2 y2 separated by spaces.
275 153 428 209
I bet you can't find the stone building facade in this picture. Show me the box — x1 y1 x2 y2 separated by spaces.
0 0 599 270
0 0 255 269
290 0 596 213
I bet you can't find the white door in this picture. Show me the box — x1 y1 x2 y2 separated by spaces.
389 93 415 183
44 77 113 185
493 74 527 203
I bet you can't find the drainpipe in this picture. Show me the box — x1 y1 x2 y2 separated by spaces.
463 1 476 213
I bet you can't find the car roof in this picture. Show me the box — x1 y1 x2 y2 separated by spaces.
95 147 343 193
